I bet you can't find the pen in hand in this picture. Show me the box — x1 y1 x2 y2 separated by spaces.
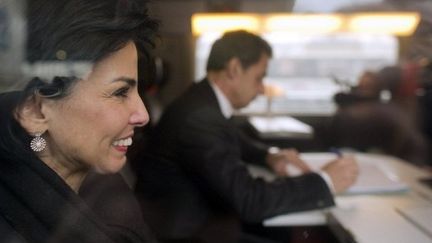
322 148 359 193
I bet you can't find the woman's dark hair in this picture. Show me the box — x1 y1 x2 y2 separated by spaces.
0 0 158 160
27 0 158 63
206 30 272 72
26 0 158 96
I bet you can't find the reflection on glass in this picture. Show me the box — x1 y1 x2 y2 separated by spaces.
195 32 398 116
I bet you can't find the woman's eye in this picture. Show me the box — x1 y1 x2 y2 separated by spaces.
113 87 130 98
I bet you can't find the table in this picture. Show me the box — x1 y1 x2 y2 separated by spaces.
262 153 432 243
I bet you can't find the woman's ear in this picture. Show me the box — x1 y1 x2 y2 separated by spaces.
15 95 49 135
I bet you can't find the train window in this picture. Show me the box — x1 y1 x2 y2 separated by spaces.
194 32 398 116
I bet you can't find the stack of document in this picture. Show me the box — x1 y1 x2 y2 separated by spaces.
346 162 409 194
248 116 313 139
264 153 411 227
287 153 409 194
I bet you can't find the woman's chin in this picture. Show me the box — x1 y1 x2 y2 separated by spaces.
94 158 126 174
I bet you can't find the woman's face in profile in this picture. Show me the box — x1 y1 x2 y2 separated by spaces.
43 42 149 173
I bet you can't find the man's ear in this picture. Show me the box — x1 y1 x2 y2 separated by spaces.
15 96 49 135
226 57 242 80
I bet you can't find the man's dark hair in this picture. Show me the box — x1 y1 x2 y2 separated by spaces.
206 30 272 72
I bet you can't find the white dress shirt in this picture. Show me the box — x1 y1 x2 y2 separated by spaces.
209 80 234 119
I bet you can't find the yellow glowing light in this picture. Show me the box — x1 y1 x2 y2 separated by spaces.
192 14 260 36
265 14 343 34
191 12 420 36
348 12 420 36
264 84 284 97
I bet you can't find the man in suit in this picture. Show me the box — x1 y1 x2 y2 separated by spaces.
133 30 358 243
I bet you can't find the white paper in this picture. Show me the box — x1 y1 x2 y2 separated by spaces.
263 209 327 226
287 153 409 194
248 116 313 137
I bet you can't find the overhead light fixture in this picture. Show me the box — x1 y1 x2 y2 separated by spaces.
191 12 420 36
348 12 421 36
265 14 343 34
191 14 260 36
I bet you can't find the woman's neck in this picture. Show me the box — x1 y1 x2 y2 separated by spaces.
39 155 89 193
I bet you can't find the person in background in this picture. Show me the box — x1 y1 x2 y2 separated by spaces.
0 0 158 242
333 70 381 107
330 65 428 166
132 30 358 243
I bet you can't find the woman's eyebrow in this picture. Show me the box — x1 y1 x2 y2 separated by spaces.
112 77 137 87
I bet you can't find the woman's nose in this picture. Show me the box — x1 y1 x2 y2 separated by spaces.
130 95 149 127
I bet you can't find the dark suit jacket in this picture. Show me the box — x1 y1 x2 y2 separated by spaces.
133 79 334 242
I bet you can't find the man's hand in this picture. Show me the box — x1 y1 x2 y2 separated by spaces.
321 155 359 194
266 148 311 177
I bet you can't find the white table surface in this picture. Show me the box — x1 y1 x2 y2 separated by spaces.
262 152 432 243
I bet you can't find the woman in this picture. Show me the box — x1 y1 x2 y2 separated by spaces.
0 0 158 242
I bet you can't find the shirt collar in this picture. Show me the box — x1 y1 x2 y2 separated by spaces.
209 80 234 119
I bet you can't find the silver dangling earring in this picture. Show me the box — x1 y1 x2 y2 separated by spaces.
30 132 46 152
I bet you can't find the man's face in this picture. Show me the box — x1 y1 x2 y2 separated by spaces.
231 54 269 109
